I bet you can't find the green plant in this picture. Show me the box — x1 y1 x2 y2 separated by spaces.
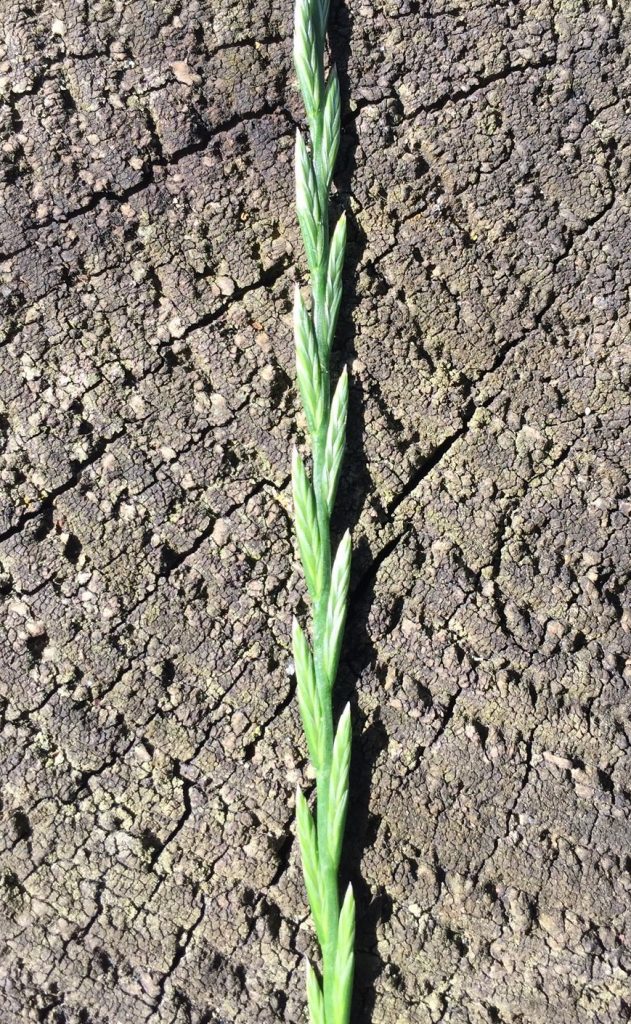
291 0 354 1022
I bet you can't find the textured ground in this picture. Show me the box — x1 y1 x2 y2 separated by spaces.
0 1 630 1022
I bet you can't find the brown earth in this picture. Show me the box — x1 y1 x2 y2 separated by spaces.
0 1 630 1022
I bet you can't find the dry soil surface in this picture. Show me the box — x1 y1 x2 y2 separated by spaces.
0 2 630 1023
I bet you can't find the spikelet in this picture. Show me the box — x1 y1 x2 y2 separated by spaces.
321 69 341 191
296 132 324 274
323 530 352 687
294 286 325 433
305 960 325 1024
294 0 321 118
322 367 348 516
292 618 324 771
323 212 347 358
295 788 326 948
292 448 322 602
330 885 355 1023
328 704 352 870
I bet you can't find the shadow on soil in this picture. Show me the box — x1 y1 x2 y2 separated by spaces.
329 2 394 1019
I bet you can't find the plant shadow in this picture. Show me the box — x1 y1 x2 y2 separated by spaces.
329 2 394 1020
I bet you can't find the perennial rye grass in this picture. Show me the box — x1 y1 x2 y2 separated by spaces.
290 0 355 1021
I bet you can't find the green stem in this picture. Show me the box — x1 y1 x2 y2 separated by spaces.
311 102 342 1015
312 392 338 1020
293 2 354 1021
310 68 336 984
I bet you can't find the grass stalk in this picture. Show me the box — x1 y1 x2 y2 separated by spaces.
291 1 354 1022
